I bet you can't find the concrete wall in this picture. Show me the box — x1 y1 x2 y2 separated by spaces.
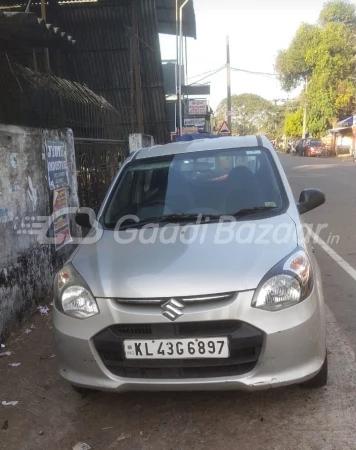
0 125 79 339
129 133 155 153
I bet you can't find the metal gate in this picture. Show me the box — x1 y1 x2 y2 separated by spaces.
74 138 129 212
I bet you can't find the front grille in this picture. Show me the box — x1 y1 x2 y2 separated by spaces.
113 324 153 336
93 321 264 379
115 292 235 306
110 320 241 338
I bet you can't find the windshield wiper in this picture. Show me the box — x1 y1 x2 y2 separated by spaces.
157 213 221 222
116 213 220 230
230 206 278 218
107 209 278 229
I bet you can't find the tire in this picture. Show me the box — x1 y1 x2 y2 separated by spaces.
301 354 328 389
71 384 97 396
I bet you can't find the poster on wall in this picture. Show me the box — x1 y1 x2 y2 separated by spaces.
53 188 72 251
188 100 207 115
46 140 69 190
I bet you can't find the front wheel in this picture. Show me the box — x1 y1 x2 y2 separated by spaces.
301 354 328 389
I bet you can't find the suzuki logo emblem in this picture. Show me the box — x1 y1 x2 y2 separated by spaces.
161 299 184 321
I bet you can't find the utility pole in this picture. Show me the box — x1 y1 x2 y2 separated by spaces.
175 0 179 134
302 76 308 139
226 36 232 131
185 36 188 83
178 0 191 136
132 0 144 134
40 0 50 72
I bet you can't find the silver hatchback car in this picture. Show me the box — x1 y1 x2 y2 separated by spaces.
53 135 327 393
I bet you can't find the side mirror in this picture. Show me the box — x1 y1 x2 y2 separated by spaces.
75 208 91 228
297 189 325 215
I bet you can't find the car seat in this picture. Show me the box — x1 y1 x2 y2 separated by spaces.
225 166 264 214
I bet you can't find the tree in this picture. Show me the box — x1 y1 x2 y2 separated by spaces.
275 24 319 91
319 0 356 27
275 4 356 137
216 93 273 136
284 109 303 137
263 104 287 141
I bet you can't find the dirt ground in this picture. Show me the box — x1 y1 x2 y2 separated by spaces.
1 307 356 450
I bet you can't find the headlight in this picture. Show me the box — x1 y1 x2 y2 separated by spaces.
54 263 99 319
252 249 313 312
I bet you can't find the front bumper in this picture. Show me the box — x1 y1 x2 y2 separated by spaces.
53 289 326 392
310 150 321 156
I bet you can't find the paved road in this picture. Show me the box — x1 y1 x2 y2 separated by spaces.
1 153 356 450
280 153 356 352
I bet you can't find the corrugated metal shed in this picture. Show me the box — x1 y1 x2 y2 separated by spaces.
0 0 197 39
0 11 76 48
45 0 171 143
155 0 196 38
0 0 197 143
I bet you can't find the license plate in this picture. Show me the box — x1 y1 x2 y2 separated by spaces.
124 337 229 359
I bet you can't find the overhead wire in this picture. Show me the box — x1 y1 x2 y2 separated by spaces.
185 65 278 90
188 65 227 80
231 67 277 77
187 65 227 86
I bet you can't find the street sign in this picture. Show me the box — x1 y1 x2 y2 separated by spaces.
188 99 207 115
218 121 232 135
184 118 205 127
182 85 211 96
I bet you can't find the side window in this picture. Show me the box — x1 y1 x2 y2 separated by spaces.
133 170 154 203
137 169 167 203
143 170 154 194
104 170 134 222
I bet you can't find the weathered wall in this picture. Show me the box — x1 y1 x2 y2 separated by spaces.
129 133 155 153
0 125 79 339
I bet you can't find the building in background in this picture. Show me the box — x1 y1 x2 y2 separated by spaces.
328 115 356 156
0 0 197 145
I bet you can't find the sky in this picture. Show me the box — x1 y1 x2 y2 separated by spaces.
159 0 329 111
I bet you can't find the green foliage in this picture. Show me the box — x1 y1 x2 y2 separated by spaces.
275 2 356 137
275 24 319 91
215 93 273 136
319 0 356 26
284 109 303 137
263 105 287 140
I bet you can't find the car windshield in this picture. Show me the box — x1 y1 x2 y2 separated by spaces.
310 140 323 146
102 148 286 228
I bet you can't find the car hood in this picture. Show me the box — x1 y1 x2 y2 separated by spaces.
72 214 298 298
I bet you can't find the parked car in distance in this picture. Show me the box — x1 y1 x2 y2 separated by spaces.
305 139 324 157
53 135 327 394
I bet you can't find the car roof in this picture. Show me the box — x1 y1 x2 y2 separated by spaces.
134 135 273 160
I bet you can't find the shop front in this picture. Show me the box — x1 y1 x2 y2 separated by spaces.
328 115 356 156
